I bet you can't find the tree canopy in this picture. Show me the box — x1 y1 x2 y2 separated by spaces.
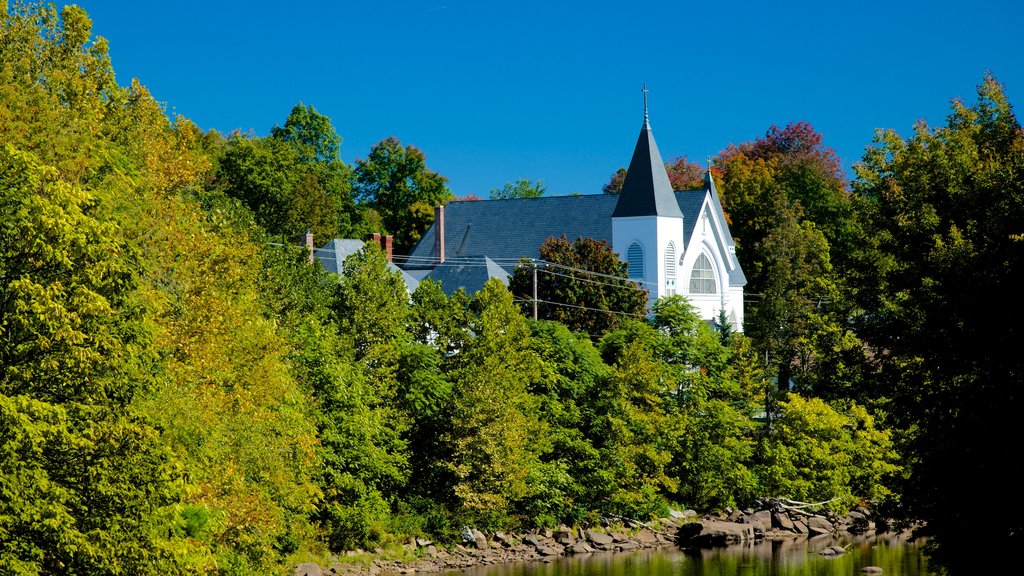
508 235 648 338
849 74 1024 571
489 178 547 199
353 136 454 253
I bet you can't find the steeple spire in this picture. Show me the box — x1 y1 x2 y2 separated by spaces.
612 85 683 218
642 83 649 127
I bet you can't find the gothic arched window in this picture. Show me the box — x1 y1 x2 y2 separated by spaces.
689 253 717 294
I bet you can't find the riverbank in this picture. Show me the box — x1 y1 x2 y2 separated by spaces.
294 502 912 576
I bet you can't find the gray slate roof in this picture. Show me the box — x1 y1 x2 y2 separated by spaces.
422 256 510 297
404 194 617 269
404 183 745 288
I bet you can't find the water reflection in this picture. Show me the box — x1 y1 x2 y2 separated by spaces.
448 532 929 576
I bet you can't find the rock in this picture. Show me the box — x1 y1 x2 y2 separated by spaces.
772 511 796 531
294 562 322 576
863 566 884 573
634 529 658 544
471 528 489 549
818 545 846 556
537 545 563 556
676 520 755 546
749 510 772 535
493 531 514 547
566 542 594 554
553 526 575 545
585 529 615 547
806 515 834 536
415 537 433 547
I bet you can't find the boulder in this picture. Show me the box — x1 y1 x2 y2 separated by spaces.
806 516 834 536
751 510 772 533
553 526 575 545
585 529 615 547
818 545 846 556
676 520 755 546
772 511 796 531
471 529 489 549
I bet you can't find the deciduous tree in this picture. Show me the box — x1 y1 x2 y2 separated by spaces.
508 235 648 338
489 178 546 199
850 74 1024 570
353 137 454 253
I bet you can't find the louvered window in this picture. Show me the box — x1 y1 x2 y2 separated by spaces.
664 242 677 295
627 242 644 279
689 253 717 294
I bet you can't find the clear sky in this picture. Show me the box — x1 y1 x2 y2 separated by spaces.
75 0 1023 199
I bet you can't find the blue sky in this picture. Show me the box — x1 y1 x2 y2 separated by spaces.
77 0 1022 198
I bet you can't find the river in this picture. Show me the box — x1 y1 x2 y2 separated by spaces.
444 532 930 576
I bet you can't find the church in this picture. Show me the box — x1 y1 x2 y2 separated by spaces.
396 102 747 330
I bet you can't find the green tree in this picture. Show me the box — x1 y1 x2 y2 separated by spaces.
445 279 543 527
753 394 899 511
0 145 186 575
522 321 612 525
850 74 1024 570
353 137 454 253
593 328 680 518
270 102 342 163
489 178 547 199
508 235 648 338
216 105 357 242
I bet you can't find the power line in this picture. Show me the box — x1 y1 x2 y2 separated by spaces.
512 297 647 319
537 267 647 293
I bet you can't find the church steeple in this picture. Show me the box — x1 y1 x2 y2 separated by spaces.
612 85 683 218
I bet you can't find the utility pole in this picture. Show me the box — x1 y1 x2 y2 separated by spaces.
532 260 538 321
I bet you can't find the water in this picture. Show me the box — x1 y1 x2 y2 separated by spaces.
446 532 930 576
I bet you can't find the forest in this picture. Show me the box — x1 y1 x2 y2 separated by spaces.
1 3 1022 575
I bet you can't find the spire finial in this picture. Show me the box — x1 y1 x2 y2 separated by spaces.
642 83 649 126
707 155 712 170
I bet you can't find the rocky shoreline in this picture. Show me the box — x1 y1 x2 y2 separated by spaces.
294 501 911 576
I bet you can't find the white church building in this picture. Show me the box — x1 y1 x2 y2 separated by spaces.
400 103 746 330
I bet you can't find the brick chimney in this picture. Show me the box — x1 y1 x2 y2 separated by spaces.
304 228 314 264
433 205 445 263
383 235 393 263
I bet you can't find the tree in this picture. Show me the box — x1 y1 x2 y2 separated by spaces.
444 279 543 527
508 235 648 338
353 137 454 253
714 122 861 399
270 103 342 163
489 178 546 199
602 155 705 194
664 155 706 190
592 322 681 518
0 145 186 575
850 74 1024 571
753 394 899 511
602 168 627 194
216 106 357 242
